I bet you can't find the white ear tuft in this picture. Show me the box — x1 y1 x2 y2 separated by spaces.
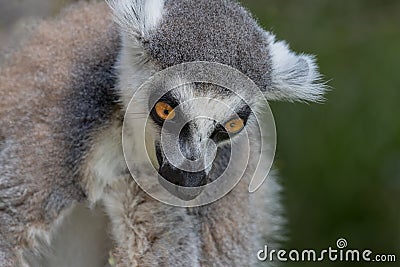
266 33 327 102
106 0 164 38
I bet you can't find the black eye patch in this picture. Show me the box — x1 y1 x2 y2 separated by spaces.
149 92 179 126
210 123 229 143
209 104 252 143
236 104 252 123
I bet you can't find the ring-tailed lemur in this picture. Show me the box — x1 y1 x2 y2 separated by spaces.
0 0 326 266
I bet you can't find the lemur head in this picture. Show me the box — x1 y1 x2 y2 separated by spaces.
108 0 326 201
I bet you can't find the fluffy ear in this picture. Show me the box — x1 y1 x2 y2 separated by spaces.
265 33 327 102
106 0 165 38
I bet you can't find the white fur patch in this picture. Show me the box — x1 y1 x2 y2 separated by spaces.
106 0 165 37
83 120 127 204
106 1 164 107
266 33 327 102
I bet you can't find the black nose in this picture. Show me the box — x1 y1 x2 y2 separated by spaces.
158 163 207 201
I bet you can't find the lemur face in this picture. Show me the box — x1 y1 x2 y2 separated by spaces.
112 0 326 202
144 83 253 200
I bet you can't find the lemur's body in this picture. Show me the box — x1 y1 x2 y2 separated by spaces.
0 1 325 266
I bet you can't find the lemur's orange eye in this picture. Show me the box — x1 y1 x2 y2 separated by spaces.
225 118 245 134
155 102 176 120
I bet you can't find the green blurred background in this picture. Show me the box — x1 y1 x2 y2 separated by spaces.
1 1 399 266
243 0 400 266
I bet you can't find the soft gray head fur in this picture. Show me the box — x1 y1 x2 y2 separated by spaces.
108 0 326 104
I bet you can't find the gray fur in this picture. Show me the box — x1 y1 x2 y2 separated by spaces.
144 0 272 90
0 0 325 266
0 3 120 266
61 32 121 184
